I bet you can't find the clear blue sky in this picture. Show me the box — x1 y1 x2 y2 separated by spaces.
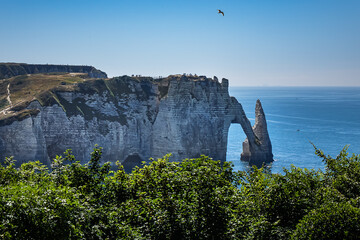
1 0 359 86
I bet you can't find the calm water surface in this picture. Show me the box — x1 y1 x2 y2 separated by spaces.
227 87 360 173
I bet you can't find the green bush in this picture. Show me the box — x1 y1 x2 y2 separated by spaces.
1 145 360 239
291 201 360 240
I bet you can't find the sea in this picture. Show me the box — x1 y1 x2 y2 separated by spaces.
226 87 360 174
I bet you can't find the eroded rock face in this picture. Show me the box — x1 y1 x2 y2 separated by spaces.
0 75 273 170
241 100 273 166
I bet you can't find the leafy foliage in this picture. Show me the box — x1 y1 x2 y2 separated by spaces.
1 145 360 239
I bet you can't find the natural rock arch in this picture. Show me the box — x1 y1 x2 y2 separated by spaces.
229 97 273 166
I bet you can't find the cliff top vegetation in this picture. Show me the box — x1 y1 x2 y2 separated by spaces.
0 73 89 124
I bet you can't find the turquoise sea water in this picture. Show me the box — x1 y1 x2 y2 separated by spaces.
227 87 360 174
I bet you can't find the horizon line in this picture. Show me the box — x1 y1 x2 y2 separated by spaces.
229 85 360 87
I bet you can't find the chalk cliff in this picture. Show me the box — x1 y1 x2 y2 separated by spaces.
241 100 273 166
0 69 273 170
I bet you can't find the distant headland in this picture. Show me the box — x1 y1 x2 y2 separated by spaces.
0 63 107 79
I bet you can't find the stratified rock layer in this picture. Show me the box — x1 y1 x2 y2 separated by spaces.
0 74 273 170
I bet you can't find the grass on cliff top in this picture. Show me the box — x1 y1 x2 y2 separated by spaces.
0 73 88 112
0 73 91 124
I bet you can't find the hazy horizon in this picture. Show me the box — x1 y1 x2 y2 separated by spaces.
1 0 359 86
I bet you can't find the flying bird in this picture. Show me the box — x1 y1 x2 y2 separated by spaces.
218 9 224 16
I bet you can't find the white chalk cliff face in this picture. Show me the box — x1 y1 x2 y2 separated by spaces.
0 75 273 170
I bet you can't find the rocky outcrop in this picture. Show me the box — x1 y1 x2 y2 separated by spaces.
0 63 107 79
0 74 273 170
241 100 273 166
